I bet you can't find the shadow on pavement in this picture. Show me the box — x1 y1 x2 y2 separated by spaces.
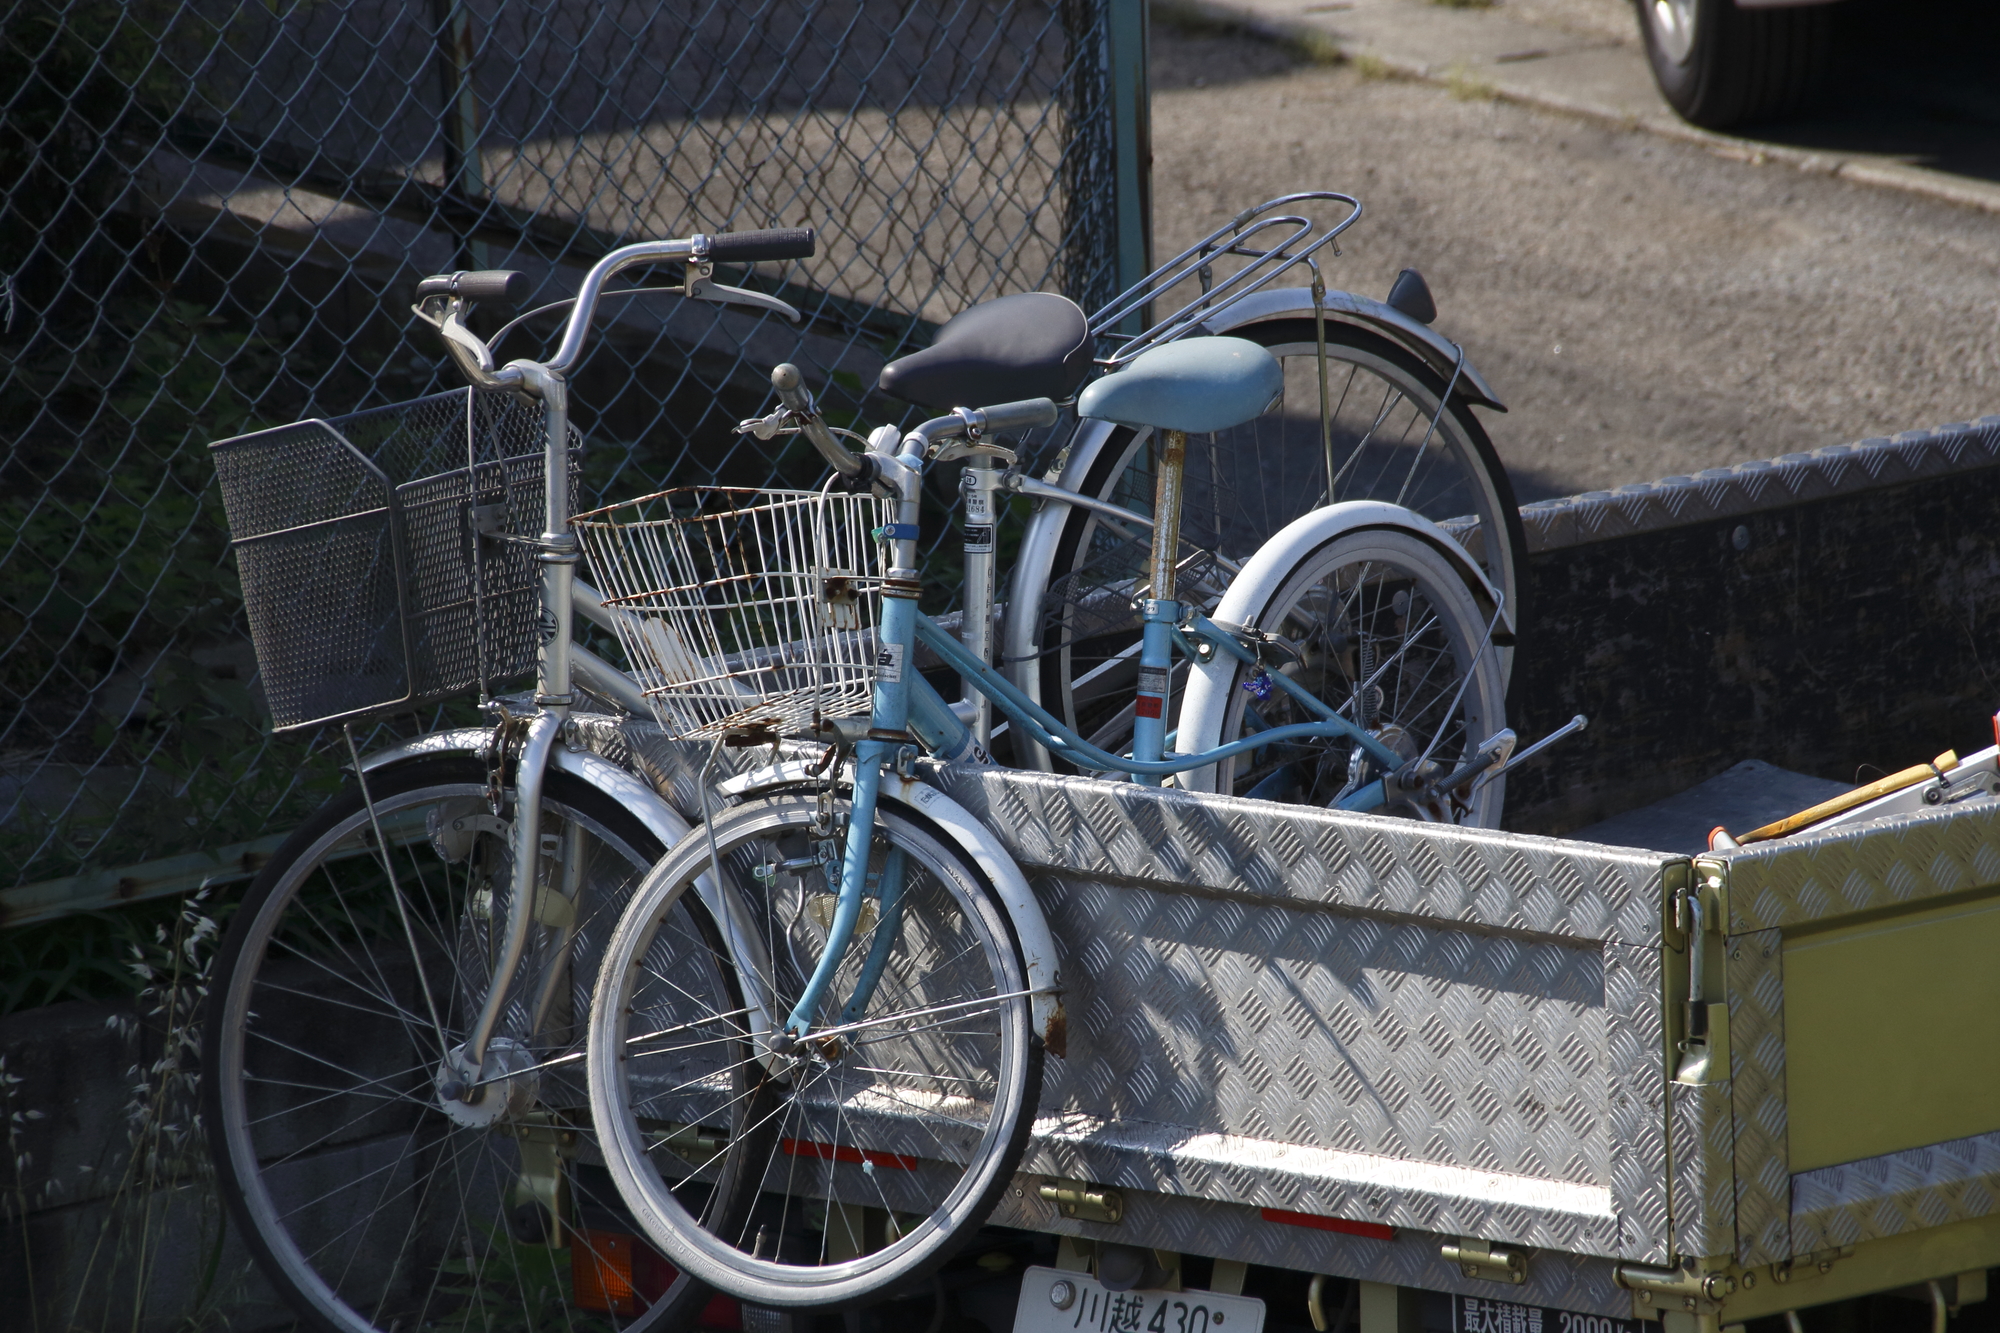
1737 0 2000 185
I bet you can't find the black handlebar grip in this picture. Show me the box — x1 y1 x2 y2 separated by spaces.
976 398 1060 432
415 270 530 304
705 227 815 263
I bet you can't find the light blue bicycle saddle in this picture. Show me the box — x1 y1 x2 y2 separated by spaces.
1076 336 1284 435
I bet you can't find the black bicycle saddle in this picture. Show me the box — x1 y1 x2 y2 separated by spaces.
877 291 1093 410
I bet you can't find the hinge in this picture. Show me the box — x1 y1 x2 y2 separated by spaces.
1442 1237 1527 1284
1038 1179 1124 1225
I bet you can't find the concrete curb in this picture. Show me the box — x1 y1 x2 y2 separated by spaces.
1172 0 2000 219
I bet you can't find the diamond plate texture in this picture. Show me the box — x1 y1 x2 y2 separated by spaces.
990 1177 1638 1318
568 725 1676 1262
1668 1080 1734 1260
1604 944 1670 1264
1791 1130 2000 1251
1712 800 2000 933
932 767 1672 945
1726 928 1790 1267
1519 419 2000 555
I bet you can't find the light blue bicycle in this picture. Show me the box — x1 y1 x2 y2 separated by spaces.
580 341 1519 1306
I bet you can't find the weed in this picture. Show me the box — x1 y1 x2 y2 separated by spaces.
1353 51 1394 80
9 890 250 1330
1284 29 1347 66
1445 61 1498 99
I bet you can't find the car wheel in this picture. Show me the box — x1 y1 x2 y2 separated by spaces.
1636 0 1837 130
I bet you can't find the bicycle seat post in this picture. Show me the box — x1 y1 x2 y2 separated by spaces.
1131 428 1188 783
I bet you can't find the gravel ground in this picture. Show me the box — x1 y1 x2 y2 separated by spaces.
1150 22 2000 499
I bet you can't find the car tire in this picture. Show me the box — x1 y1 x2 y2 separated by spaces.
1636 0 1837 130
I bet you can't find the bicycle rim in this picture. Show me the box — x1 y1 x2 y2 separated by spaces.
1214 530 1507 825
590 795 1039 1308
202 756 714 1333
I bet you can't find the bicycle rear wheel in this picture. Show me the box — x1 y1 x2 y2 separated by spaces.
203 754 720 1333
589 793 1041 1308
1187 526 1508 824
1027 320 1522 769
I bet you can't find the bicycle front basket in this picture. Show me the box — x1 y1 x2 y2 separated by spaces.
210 387 575 732
573 487 894 741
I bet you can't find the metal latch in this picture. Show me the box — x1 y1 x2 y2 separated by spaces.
1614 1263 1737 1314
1442 1238 1527 1284
1039 1179 1124 1225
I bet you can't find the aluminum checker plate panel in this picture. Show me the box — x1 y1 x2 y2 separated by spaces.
1791 1129 2000 1251
933 768 1673 946
1709 800 2000 933
1728 928 1790 1266
1517 418 2000 555
1667 1078 1734 1262
937 768 1674 1261
566 722 1677 1263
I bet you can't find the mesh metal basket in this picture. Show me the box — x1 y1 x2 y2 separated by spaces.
574 487 895 740
210 388 573 732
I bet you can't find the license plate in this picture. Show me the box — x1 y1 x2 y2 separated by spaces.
1014 1266 1266 1333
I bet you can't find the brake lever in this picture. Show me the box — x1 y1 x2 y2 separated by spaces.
693 281 802 323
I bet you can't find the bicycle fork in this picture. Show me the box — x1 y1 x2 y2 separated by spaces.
785 449 925 1037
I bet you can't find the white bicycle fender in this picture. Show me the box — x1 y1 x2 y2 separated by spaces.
721 760 1066 1054
1178 501 1508 794
356 727 698 851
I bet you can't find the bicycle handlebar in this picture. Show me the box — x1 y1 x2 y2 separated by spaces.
962 398 1059 433
416 270 529 304
418 227 815 383
705 227 816 263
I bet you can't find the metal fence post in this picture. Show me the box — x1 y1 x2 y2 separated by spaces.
431 0 490 269
1106 0 1153 332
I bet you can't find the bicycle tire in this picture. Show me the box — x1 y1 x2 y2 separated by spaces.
1026 319 1524 771
202 753 722 1333
588 793 1041 1308
1184 525 1509 824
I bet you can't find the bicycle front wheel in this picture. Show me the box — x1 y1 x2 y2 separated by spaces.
1029 319 1523 768
202 754 717 1333
589 793 1041 1308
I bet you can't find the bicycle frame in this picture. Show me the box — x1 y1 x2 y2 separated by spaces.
421 235 714 1078
780 422 1429 1038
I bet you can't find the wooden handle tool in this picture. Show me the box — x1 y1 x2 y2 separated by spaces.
1735 750 1959 844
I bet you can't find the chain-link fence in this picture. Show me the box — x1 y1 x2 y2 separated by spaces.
0 0 1144 903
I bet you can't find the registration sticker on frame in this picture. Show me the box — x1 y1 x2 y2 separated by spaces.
1013 1266 1265 1333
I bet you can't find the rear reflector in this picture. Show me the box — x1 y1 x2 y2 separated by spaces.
1259 1207 1396 1241
572 1230 641 1316
780 1137 919 1170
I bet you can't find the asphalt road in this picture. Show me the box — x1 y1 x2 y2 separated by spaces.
1150 20 2000 500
